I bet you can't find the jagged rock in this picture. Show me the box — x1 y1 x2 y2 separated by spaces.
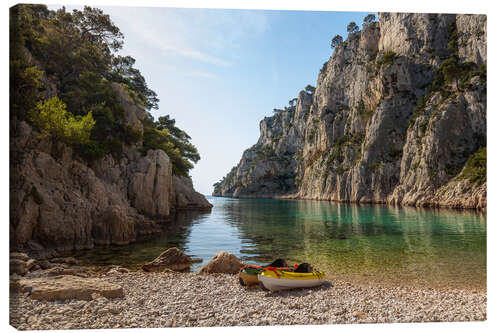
111 82 146 140
92 205 137 246
16 275 124 301
10 21 213 256
142 247 193 272
127 149 173 217
456 14 487 65
213 13 486 209
198 251 243 274
173 176 213 210
10 117 210 253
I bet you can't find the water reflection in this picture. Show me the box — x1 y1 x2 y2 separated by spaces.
214 197 485 289
75 196 485 289
74 210 210 269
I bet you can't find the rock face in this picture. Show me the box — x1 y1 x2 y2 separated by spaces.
173 176 213 210
213 13 486 209
142 247 193 272
14 275 124 301
198 251 243 274
10 86 212 254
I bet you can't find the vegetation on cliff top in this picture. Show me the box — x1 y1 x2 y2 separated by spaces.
10 4 199 176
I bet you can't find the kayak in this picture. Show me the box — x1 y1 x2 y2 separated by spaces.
239 266 264 286
258 268 326 292
238 259 288 286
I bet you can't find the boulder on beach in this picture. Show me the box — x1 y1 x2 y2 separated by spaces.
142 247 193 272
198 251 243 274
13 275 124 301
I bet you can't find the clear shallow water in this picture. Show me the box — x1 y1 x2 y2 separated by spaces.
76 196 486 289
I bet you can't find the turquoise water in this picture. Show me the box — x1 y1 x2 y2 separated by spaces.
76 196 486 289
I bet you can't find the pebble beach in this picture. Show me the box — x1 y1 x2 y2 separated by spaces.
9 270 486 330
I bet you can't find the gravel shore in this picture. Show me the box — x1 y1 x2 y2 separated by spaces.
9 270 486 330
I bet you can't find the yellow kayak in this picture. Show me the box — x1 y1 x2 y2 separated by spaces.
258 269 326 291
238 259 289 287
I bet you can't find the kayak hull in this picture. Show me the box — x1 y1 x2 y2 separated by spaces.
258 270 326 291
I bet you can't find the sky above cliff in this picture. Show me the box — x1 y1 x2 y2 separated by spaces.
49 4 371 194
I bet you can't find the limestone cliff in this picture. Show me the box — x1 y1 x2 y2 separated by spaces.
213 13 486 209
10 83 212 255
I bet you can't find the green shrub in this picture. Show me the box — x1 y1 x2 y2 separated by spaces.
478 63 486 83
377 51 397 69
408 93 432 128
29 96 95 145
105 138 124 157
142 122 199 177
124 125 143 145
10 64 44 120
460 147 486 184
447 21 458 56
74 141 106 161
11 5 200 176
418 118 429 133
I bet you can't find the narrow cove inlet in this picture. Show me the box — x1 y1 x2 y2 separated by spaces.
9 5 488 330
75 196 486 290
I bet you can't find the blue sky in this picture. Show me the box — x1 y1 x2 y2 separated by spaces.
49 5 372 194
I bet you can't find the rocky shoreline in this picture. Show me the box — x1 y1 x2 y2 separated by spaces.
10 270 486 329
214 193 487 211
9 250 486 329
